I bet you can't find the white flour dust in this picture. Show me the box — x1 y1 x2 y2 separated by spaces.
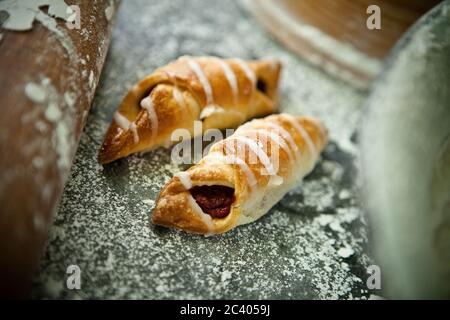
33 0 373 300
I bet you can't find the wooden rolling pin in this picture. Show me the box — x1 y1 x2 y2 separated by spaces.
0 0 120 298
245 0 441 87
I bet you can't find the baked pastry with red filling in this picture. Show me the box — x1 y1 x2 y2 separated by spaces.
98 56 282 164
152 113 328 235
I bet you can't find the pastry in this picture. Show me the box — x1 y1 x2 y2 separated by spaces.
152 113 328 235
98 56 282 164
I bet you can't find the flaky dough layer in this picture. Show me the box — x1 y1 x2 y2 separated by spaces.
152 114 328 235
99 56 282 164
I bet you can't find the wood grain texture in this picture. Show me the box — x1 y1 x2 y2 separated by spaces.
0 0 119 298
279 0 441 58
247 0 441 87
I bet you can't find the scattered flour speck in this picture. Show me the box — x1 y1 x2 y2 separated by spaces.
338 247 355 259
25 82 47 104
32 0 374 300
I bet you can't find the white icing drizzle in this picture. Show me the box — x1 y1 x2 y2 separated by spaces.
232 58 256 88
199 105 246 121
187 195 214 232
140 96 158 141
175 171 192 190
129 122 139 144
264 122 301 159
113 111 131 131
242 129 289 187
231 136 277 177
184 57 214 105
165 70 191 115
114 112 140 143
247 129 294 164
268 175 284 187
281 114 316 157
199 105 224 119
205 153 257 190
173 86 186 110
214 58 239 103
233 120 253 134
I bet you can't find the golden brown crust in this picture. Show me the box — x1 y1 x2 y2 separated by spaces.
98 56 282 164
152 114 328 235
152 162 241 234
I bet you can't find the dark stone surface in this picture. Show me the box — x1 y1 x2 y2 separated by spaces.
32 0 375 299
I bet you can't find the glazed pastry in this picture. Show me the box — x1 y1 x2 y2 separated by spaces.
98 56 282 164
152 113 328 235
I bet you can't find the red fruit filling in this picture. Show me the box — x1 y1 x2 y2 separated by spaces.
190 185 235 218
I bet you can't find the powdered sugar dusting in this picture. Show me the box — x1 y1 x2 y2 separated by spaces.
105 0 115 21
22 76 76 176
33 0 374 299
25 82 47 104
